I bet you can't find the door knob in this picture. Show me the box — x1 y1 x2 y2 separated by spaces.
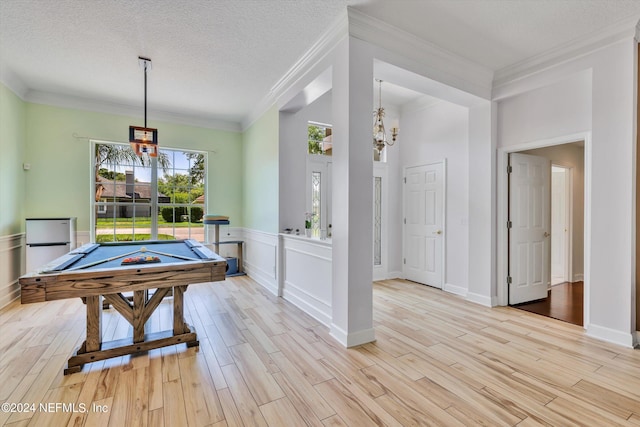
543 231 550 238
433 230 442 235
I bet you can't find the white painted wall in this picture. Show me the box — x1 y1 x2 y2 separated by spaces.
498 70 592 144
467 101 497 306
279 91 333 233
496 38 636 347
398 99 470 294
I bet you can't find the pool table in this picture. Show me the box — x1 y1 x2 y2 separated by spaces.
19 239 226 374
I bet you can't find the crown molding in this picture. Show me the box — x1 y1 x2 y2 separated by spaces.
241 7 496 130
494 15 640 89
347 8 493 100
242 10 349 131
24 90 242 132
0 67 28 100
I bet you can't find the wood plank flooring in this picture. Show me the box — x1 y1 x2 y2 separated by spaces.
514 281 584 326
1 276 639 426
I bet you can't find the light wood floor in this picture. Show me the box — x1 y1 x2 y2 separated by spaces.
1 277 639 426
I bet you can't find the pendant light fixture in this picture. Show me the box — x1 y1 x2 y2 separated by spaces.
373 79 398 154
129 56 158 158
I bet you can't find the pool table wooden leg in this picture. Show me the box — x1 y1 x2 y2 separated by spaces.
133 290 146 343
173 285 188 334
65 295 101 375
173 285 199 350
86 295 102 352
65 285 200 375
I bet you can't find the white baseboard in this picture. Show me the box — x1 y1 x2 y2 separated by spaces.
466 291 495 307
586 323 635 349
444 283 467 297
282 283 331 326
244 260 279 296
373 269 403 281
330 323 376 348
572 273 584 282
387 270 403 280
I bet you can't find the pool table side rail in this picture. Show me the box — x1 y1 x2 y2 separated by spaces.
20 260 226 304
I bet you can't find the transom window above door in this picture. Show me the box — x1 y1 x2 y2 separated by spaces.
308 122 332 156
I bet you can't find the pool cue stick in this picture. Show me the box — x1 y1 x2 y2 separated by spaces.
145 249 199 261
66 249 141 271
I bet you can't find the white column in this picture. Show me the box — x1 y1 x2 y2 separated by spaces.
330 36 375 347
467 101 497 306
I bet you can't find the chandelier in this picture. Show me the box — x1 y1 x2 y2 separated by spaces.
373 79 398 154
129 56 158 158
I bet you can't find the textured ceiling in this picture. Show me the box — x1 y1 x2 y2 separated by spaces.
1 0 639 128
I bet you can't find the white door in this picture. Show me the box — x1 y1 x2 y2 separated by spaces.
509 153 551 304
551 166 570 285
403 163 443 288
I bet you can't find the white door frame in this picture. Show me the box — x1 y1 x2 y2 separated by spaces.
497 132 591 329
551 164 573 285
402 159 447 287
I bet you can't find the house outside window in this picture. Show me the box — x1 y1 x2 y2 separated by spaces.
308 122 332 156
92 141 206 242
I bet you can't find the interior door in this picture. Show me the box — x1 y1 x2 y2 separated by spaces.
404 163 443 288
509 153 551 304
551 166 569 285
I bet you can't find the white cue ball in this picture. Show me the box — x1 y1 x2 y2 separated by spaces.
140 247 147 252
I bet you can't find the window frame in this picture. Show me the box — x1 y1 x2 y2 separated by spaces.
90 140 207 243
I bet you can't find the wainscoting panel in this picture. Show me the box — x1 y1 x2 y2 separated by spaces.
76 230 90 248
0 233 24 308
242 229 278 296
280 235 332 326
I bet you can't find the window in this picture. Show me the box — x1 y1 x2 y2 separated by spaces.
374 176 382 265
308 122 332 156
311 171 321 235
307 123 332 237
157 150 206 241
92 141 206 243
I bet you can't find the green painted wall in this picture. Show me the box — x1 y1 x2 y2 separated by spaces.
0 83 281 238
23 103 243 232
242 106 279 233
0 83 26 236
